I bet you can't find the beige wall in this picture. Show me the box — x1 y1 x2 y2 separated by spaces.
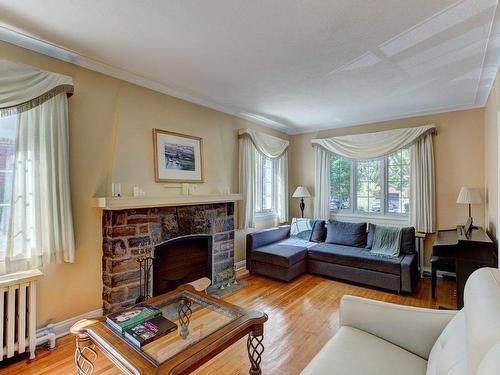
289 109 486 265
485 72 499 242
0 41 287 326
1 37 495 326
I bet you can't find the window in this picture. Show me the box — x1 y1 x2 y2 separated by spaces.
387 148 410 215
330 148 410 217
330 154 351 211
255 152 275 213
0 114 17 257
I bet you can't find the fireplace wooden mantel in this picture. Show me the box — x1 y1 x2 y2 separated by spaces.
94 194 243 210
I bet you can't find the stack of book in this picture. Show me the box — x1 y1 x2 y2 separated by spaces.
106 304 177 348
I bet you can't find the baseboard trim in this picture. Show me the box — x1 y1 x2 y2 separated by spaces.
235 260 246 271
37 308 103 341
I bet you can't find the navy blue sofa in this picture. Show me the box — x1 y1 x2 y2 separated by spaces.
246 220 420 293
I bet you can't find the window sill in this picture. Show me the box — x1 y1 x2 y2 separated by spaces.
255 212 277 222
331 211 409 226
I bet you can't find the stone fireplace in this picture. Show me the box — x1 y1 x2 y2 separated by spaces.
101 202 234 313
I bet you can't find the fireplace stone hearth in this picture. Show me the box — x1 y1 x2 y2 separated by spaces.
101 203 234 313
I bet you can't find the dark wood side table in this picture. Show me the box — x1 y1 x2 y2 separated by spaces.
71 285 268 375
432 227 497 308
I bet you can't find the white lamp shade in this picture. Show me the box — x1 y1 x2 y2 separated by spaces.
292 186 311 198
456 187 482 204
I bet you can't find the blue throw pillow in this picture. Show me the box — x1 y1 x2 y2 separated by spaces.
400 227 416 254
326 220 367 247
366 223 376 249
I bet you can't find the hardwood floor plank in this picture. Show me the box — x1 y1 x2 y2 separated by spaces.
0 274 455 375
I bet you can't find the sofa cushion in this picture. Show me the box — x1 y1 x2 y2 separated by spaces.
247 226 291 250
426 311 467 375
290 218 326 242
463 267 500 374
401 227 416 254
366 223 375 249
310 220 327 242
308 243 403 275
300 326 427 375
366 224 416 254
326 220 367 247
252 242 308 268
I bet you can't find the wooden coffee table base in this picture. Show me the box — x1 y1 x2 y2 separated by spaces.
74 333 98 375
247 330 265 375
72 330 265 375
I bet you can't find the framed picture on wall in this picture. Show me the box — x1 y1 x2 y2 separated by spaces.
153 129 204 183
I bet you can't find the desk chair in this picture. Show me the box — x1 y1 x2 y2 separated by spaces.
430 255 456 299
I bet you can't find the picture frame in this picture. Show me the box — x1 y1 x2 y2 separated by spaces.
153 129 204 183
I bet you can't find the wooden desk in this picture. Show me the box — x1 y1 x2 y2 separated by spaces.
432 227 497 308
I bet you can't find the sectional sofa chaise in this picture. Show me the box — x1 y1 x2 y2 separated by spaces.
246 220 420 293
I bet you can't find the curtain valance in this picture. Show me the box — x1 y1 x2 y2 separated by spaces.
0 59 74 116
311 124 436 159
239 128 289 158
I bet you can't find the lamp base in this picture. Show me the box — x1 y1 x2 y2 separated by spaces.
299 198 305 218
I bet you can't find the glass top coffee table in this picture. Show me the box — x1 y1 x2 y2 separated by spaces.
71 285 268 375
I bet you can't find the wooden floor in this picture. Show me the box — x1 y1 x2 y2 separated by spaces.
0 273 455 375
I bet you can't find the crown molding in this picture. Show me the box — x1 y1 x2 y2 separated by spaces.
0 23 295 134
292 102 484 135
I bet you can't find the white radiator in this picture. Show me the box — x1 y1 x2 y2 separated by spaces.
0 269 43 361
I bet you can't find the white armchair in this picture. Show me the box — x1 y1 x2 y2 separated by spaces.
301 267 500 375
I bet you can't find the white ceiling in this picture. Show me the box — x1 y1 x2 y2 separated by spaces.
0 0 499 134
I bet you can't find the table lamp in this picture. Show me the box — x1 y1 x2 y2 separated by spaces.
456 187 482 225
292 186 311 218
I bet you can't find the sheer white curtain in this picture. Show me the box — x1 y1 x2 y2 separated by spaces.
238 129 289 228
410 134 436 233
313 146 331 220
239 135 257 229
274 151 288 223
5 94 75 273
0 59 75 274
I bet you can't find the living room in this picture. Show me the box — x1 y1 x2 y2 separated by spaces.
0 1 499 374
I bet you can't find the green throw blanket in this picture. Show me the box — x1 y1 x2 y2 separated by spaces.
371 225 402 258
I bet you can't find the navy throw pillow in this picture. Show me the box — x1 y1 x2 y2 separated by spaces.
310 220 326 242
326 220 367 247
366 223 376 249
400 227 416 254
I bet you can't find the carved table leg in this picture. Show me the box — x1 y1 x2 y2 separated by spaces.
247 330 265 375
74 333 98 375
178 297 193 339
